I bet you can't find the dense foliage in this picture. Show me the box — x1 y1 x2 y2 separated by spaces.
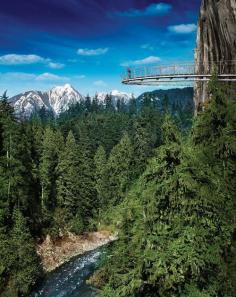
0 80 235 297
0 91 177 296
98 79 236 297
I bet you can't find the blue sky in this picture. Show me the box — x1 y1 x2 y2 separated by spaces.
0 0 201 97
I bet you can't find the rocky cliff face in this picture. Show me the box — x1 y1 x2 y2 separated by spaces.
194 0 236 109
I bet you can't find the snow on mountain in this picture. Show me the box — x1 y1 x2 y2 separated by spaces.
97 90 133 104
48 84 84 115
9 85 134 118
9 84 84 118
9 91 51 118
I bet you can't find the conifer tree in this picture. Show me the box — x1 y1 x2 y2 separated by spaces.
39 128 62 221
191 77 236 293
128 94 137 115
116 98 126 113
105 94 114 112
77 126 96 224
162 94 169 112
101 115 182 297
57 131 81 219
0 99 36 219
107 132 134 205
132 120 153 176
91 93 100 113
85 94 92 113
192 76 236 182
10 208 42 296
94 146 108 217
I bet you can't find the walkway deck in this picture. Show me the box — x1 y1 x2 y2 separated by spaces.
122 61 236 85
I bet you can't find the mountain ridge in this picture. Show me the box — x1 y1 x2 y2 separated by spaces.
9 85 194 118
9 84 134 118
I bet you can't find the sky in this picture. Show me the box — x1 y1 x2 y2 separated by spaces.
0 0 201 97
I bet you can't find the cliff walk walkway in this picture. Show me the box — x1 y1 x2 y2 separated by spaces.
122 61 236 85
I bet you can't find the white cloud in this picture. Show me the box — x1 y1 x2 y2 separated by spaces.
0 71 69 83
93 80 107 87
168 23 197 34
0 54 47 65
0 72 37 80
121 56 161 67
0 54 65 69
77 48 109 56
48 62 65 69
115 3 172 17
36 72 69 81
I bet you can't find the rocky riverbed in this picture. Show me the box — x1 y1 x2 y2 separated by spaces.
37 231 116 272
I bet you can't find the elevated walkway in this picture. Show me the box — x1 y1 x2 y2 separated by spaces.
122 61 236 85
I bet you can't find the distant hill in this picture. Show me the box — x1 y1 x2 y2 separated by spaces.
137 87 194 111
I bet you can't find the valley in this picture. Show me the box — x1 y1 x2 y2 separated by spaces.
0 0 235 296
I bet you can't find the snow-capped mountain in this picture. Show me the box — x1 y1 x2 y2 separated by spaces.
9 84 84 118
10 91 50 118
9 86 134 118
97 90 133 104
49 84 84 115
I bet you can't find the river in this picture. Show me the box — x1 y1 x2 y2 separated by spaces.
31 248 103 297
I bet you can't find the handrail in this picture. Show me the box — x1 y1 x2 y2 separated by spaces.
122 60 236 82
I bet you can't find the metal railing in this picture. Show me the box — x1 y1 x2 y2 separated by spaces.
122 60 236 84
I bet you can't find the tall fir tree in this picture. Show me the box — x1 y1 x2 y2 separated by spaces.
105 94 115 113
85 94 92 113
94 145 108 219
107 132 134 205
128 94 137 115
7 209 42 297
132 120 153 176
56 131 81 220
77 126 96 225
39 128 63 223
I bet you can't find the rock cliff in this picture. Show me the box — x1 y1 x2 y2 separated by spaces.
194 0 236 109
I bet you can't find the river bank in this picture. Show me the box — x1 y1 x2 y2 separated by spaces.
31 248 106 297
37 231 116 272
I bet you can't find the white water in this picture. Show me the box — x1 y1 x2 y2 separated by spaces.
31 249 103 297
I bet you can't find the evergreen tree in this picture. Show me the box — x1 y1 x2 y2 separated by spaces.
128 94 137 115
132 120 153 176
57 131 81 220
162 94 169 112
77 126 96 224
0 100 36 219
85 94 92 113
0 98 13 227
0 90 8 101
101 115 182 297
91 93 101 113
116 98 126 113
191 77 236 292
94 146 108 218
107 132 134 205
105 94 114 112
192 76 236 180
9 208 42 296
39 128 62 221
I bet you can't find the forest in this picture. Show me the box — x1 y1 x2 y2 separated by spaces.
0 78 235 297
